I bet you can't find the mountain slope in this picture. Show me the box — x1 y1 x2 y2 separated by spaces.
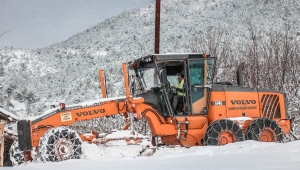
0 0 300 117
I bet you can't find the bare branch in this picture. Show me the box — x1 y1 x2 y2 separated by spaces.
0 28 13 38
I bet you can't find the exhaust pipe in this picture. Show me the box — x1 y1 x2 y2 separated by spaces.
236 63 244 86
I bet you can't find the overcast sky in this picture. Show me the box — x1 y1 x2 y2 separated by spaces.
0 0 154 49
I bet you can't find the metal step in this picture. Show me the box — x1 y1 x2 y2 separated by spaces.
175 117 189 141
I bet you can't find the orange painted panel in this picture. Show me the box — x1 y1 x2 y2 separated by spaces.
224 91 260 118
208 91 227 124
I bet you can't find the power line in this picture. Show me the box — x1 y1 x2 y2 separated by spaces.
127 0 152 11
129 0 142 9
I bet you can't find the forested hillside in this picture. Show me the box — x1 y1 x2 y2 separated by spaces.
0 0 299 124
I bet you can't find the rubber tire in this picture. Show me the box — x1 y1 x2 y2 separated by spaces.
9 140 25 166
38 127 83 162
245 118 284 142
204 119 245 145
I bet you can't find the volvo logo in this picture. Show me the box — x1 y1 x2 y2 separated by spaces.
230 100 256 105
75 109 105 117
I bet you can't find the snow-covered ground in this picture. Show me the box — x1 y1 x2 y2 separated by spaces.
6 140 300 170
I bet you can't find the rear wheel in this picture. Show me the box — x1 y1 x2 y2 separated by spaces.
204 119 244 145
245 118 283 142
38 127 83 162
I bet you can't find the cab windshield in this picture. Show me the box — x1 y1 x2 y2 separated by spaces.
129 68 161 95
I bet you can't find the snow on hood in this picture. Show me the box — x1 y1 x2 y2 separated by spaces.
227 117 253 121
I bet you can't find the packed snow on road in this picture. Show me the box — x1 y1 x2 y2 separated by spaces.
5 133 300 170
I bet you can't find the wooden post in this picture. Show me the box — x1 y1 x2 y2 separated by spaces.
0 121 6 167
154 0 161 54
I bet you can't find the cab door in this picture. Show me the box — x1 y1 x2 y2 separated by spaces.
186 59 215 114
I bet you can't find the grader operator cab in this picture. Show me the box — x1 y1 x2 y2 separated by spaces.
11 53 291 165
129 53 215 117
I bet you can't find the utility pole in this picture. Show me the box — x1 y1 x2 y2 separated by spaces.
154 0 161 54
0 54 3 77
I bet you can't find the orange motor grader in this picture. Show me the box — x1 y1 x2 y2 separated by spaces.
11 53 291 164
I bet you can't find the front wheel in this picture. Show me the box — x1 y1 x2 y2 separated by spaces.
204 119 244 145
38 127 83 162
9 140 25 165
245 118 284 142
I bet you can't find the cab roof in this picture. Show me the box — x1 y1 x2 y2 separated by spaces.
153 53 209 61
128 53 210 70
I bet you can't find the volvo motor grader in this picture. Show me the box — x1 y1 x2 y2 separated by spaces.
11 53 291 164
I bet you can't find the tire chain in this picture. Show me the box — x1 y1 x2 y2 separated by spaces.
204 119 245 146
245 118 284 142
9 140 25 165
38 127 83 162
